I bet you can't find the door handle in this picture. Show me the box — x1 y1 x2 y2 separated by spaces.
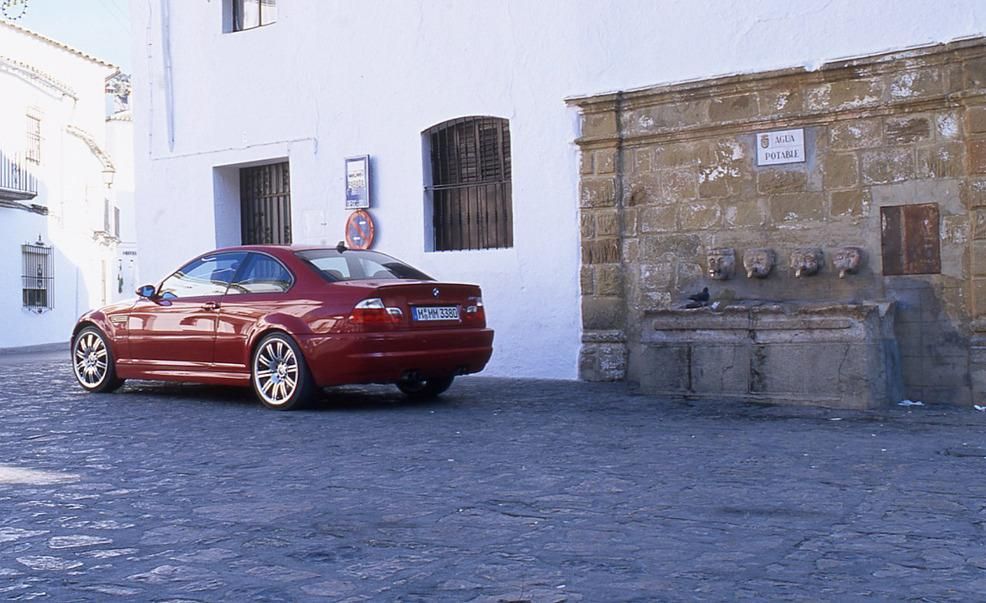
202 301 220 311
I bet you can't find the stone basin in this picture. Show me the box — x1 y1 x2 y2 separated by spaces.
635 301 902 409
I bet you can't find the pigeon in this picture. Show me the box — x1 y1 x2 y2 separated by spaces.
688 287 710 303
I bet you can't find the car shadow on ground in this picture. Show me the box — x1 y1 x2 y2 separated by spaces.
118 380 453 412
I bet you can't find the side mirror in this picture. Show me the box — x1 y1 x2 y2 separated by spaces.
136 284 156 298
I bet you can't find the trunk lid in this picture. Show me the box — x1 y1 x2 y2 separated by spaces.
334 280 485 330
377 281 483 328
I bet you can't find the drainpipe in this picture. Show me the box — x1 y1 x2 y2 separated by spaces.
160 0 175 152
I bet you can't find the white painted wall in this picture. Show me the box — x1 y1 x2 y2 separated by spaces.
0 22 131 348
130 0 986 379
106 113 139 300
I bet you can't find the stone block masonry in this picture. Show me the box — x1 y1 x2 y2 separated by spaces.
569 37 986 406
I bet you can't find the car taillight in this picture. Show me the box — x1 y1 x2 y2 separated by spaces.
349 298 403 331
462 297 486 326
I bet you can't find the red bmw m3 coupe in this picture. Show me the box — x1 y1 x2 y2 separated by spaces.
71 245 494 410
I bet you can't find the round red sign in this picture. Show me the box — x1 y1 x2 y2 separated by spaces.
344 209 375 250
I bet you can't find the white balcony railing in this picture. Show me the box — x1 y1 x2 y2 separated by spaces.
0 152 38 201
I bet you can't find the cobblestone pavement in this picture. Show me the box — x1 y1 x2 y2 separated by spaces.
1 352 986 601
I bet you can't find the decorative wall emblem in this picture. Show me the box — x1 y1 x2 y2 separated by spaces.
833 247 863 278
707 248 736 280
743 248 775 279
790 248 823 278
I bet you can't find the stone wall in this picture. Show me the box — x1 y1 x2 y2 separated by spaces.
570 38 986 405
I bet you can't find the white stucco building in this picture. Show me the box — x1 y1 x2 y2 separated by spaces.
130 1 986 379
0 20 136 350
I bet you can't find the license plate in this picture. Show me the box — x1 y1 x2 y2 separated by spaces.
413 306 459 321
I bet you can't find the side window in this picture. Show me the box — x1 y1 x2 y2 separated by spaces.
159 253 245 298
228 253 293 294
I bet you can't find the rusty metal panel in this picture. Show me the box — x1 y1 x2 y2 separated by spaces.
903 203 941 274
880 205 904 275
880 203 941 276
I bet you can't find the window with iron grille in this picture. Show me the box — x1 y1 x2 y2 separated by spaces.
240 162 291 245
230 0 276 32
425 117 513 251
22 243 53 310
26 114 41 164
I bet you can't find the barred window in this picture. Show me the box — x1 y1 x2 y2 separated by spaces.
26 114 41 164
240 161 291 245
22 243 53 310
425 117 513 251
231 0 276 32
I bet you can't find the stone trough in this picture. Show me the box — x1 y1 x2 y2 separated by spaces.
636 302 903 409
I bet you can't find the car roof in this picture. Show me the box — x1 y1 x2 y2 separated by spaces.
210 244 368 255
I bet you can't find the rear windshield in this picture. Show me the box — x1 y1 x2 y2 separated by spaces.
296 249 433 282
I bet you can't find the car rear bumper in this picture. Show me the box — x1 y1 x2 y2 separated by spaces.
297 328 494 386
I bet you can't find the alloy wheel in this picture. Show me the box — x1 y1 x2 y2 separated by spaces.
74 331 108 388
253 338 299 406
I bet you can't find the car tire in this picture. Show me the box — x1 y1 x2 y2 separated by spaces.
251 332 316 410
72 326 125 394
397 375 455 399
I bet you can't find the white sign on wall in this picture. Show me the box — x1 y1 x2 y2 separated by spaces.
756 128 805 166
345 155 370 209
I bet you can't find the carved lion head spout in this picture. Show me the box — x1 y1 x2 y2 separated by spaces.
833 246 863 278
706 248 736 280
789 248 823 278
743 248 775 279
